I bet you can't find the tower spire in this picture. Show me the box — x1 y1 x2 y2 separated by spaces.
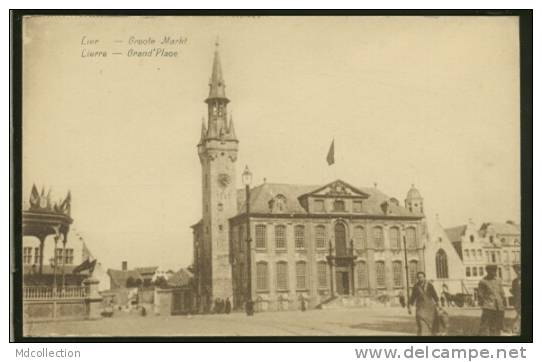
206 37 229 103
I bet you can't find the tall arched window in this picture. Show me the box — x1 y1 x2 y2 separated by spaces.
315 225 327 249
435 249 449 279
294 225 305 249
408 260 419 284
357 261 368 288
275 225 286 249
256 262 269 291
354 226 366 249
372 226 384 249
406 227 417 249
389 227 400 250
375 261 386 288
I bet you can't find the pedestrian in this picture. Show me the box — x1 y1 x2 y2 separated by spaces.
510 264 521 334
301 298 306 311
225 298 231 314
408 271 440 336
478 264 506 336
246 299 254 316
440 295 445 307
398 292 406 308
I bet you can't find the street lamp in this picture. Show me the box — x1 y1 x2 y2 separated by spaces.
49 257 57 297
402 229 412 315
242 165 253 316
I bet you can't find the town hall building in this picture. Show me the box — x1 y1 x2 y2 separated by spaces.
192 44 434 312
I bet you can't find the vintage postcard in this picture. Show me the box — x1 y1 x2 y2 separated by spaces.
13 13 529 340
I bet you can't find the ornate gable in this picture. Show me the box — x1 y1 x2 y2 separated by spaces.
305 180 370 199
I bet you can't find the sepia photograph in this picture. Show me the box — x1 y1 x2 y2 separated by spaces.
11 11 532 341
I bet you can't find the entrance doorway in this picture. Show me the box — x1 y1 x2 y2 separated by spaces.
336 271 350 295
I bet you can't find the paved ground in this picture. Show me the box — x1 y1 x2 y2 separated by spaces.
23 307 516 337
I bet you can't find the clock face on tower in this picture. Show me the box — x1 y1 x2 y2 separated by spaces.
217 173 231 188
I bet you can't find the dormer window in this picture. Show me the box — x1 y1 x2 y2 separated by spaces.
269 194 287 213
333 199 345 212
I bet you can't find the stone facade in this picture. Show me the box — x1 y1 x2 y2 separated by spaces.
191 44 430 312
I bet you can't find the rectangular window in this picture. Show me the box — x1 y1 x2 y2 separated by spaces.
317 262 328 288
294 225 305 249
478 249 483 259
354 226 366 249
353 201 363 213
314 199 324 212
333 200 345 212
389 227 400 250
64 248 74 265
255 225 267 249
275 225 286 249
376 261 386 288
503 251 509 263
34 247 41 264
466 267 471 277
256 263 268 291
55 248 63 265
392 261 402 287
409 261 419 284
357 262 368 288
315 226 327 249
23 247 32 265
296 262 307 290
373 227 384 249
479 267 484 276
491 251 496 263
406 228 417 249
465 249 470 259
276 262 288 290
473 266 478 277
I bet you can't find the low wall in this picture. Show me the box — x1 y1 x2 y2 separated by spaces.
24 299 87 322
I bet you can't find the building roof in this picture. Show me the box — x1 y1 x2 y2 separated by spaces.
135 266 158 275
167 268 193 287
444 225 467 244
406 184 422 199
480 222 520 236
107 269 142 288
234 180 420 218
206 42 228 102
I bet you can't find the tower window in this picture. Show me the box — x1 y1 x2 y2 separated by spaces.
470 235 475 242
436 249 449 279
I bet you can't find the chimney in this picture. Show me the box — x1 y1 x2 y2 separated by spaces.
122 261 128 271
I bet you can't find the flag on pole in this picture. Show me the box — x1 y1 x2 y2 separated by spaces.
326 139 335 165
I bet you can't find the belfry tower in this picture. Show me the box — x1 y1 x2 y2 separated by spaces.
197 41 238 301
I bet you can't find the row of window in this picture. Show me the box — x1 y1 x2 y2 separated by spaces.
23 247 74 265
465 249 520 264
313 199 364 213
253 225 418 250
252 260 421 291
465 265 516 281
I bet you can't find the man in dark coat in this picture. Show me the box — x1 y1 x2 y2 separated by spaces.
478 264 506 336
225 298 232 314
409 271 439 336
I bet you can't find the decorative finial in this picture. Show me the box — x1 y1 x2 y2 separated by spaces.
263 177 267 184
215 35 220 49
374 182 378 188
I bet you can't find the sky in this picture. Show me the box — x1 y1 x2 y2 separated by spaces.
22 16 520 270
